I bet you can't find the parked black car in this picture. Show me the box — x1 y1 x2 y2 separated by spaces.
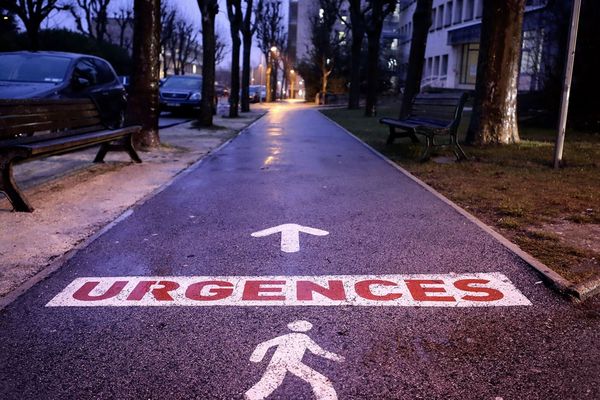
159 75 203 113
248 85 266 103
0 51 127 128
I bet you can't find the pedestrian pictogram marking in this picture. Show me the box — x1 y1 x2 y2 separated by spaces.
251 223 329 253
245 320 344 400
46 273 531 307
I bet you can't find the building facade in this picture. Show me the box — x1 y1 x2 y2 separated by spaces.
287 0 404 93
396 0 560 92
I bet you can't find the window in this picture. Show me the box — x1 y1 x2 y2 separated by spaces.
430 8 436 31
445 2 453 26
433 56 440 76
92 59 116 84
453 0 463 24
459 43 479 84
74 59 98 85
427 57 433 77
437 5 444 29
441 54 449 76
464 0 474 21
475 0 483 18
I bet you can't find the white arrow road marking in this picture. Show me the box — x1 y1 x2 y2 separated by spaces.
245 320 344 400
251 224 329 253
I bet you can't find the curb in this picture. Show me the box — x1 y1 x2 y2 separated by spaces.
0 112 267 312
322 112 596 302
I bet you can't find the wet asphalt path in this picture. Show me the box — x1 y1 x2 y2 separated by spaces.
1 104 599 399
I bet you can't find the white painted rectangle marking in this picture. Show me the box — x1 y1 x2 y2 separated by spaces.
46 273 531 307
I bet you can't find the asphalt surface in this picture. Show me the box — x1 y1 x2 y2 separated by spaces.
159 113 192 128
1 103 599 399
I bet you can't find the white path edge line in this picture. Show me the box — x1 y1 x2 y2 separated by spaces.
0 113 269 312
320 110 584 300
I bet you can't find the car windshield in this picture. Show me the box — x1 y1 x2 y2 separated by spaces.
0 54 71 83
162 76 202 90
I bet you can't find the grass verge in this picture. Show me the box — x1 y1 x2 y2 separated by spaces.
322 101 600 285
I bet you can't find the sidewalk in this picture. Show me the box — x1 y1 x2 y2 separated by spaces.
0 110 265 299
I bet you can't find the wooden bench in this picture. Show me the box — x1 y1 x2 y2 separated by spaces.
0 98 141 212
379 92 468 161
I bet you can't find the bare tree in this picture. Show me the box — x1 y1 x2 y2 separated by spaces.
226 0 243 117
240 0 261 112
256 0 285 102
345 0 367 109
159 2 177 76
215 32 228 65
127 0 161 149
197 0 219 126
68 0 112 43
113 5 133 52
5 0 68 50
307 0 343 102
363 0 396 117
399 0 432 119
466 0 526 145
175 22 200 75
166 16 198 75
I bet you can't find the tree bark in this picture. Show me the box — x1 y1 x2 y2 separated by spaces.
265 57 272 102
347 0 365 109
466 0 525 145
364 0 396 117
364 26 382 117
24 21 40 51
240 0 255 113
197 0 219 127
127 0 161 149
241 32 252 112
399 0 432 118
227 0 243 118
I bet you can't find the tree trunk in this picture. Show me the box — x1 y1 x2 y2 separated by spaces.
399 0 432 118
240 0 254 113
227 0 242 118
127 0 161 149
348 30 364 109
241 34 252 112
198 0 219 127
265 60 272 102
269 62 278 102
348 0 365 109
466 0 525 145
25 21 40 51
364 29 382 117
229 33 241 117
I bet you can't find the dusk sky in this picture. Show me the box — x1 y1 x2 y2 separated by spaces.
41 0 289 68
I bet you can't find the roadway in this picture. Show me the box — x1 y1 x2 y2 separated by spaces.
0 103 598 399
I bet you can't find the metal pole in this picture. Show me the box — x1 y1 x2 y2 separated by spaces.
553 0 582 169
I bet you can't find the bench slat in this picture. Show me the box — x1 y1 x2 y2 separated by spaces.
0 117 103 139
14 127 139 156
0 102 98 115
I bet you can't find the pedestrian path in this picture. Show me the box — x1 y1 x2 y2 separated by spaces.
0 103 598 399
